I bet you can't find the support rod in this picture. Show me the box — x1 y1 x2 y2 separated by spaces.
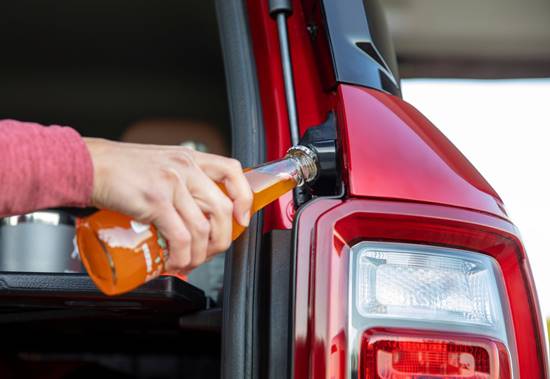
274 11 300 146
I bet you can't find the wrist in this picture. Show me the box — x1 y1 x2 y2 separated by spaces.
83 137 111 207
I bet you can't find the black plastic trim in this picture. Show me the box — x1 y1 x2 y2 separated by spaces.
300 113 340 196
179 308 222 332
321 0 401 96
0 273 207 320
215 0 266 378
262 230 293 379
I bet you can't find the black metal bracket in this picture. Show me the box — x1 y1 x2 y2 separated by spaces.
294 112 341 207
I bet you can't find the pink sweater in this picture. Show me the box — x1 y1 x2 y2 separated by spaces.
0 120 93 217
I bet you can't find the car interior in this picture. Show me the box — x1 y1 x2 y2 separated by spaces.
0 1 227 378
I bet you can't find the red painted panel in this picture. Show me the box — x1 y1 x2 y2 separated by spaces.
293 198 547 378
247 0 333 231
337 84 508 220
292 198 341 379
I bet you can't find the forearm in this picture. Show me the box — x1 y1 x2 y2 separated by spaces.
0 119 93 217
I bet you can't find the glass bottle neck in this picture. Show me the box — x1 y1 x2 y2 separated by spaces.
285 145 319 186
247 145 319 188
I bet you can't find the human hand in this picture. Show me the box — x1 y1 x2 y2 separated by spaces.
83 138 253 273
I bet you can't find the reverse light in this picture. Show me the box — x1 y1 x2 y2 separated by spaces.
355 242 503 328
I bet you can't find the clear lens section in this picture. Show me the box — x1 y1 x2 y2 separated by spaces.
355 242 501 327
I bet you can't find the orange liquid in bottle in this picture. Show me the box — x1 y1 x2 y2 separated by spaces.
76 166 299 295
229 169 296 240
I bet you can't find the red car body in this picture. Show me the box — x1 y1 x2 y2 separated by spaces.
242 0 548 378
0 0 546 378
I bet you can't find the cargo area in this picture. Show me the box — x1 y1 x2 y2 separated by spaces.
0 1 227 378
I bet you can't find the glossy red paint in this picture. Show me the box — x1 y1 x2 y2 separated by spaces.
292 198 341 378
246 3 546 377
292 198 548 378
247 0 332 231
336 84 508 220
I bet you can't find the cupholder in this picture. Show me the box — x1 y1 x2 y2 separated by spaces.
0 210 84 273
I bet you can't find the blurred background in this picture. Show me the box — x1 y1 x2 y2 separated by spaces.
0 0 230 153
379 0 550 329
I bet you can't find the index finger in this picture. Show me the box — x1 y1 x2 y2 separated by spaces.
192 152 253 227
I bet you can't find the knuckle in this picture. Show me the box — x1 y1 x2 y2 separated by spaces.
194 220 210 236
217 236 232 252
211 234 232 252
171 150 195 168
143 189 166 207
167 250 191 271
168 227 191 248
177 231 192 246
180 146 196 156
132 202 157 224
159 168 186 191
219 197 233 214
212 196 232 215
160 166 181 182
228 158 243 171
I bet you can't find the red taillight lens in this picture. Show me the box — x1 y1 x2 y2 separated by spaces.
293 199 548 378
360 329 511 379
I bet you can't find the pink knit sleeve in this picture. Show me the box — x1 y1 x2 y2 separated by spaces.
0 120 93 217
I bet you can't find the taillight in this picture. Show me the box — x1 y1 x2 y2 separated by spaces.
351 242 514 378
292 199 548 379
359 329 511 379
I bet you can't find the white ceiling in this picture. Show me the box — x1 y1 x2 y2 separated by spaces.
382 0 550 77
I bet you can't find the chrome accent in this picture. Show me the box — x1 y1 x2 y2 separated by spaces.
286 145 319 185
0 211 74 227
0 210 82 273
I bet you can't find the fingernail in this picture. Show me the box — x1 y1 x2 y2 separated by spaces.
242 211 251 227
